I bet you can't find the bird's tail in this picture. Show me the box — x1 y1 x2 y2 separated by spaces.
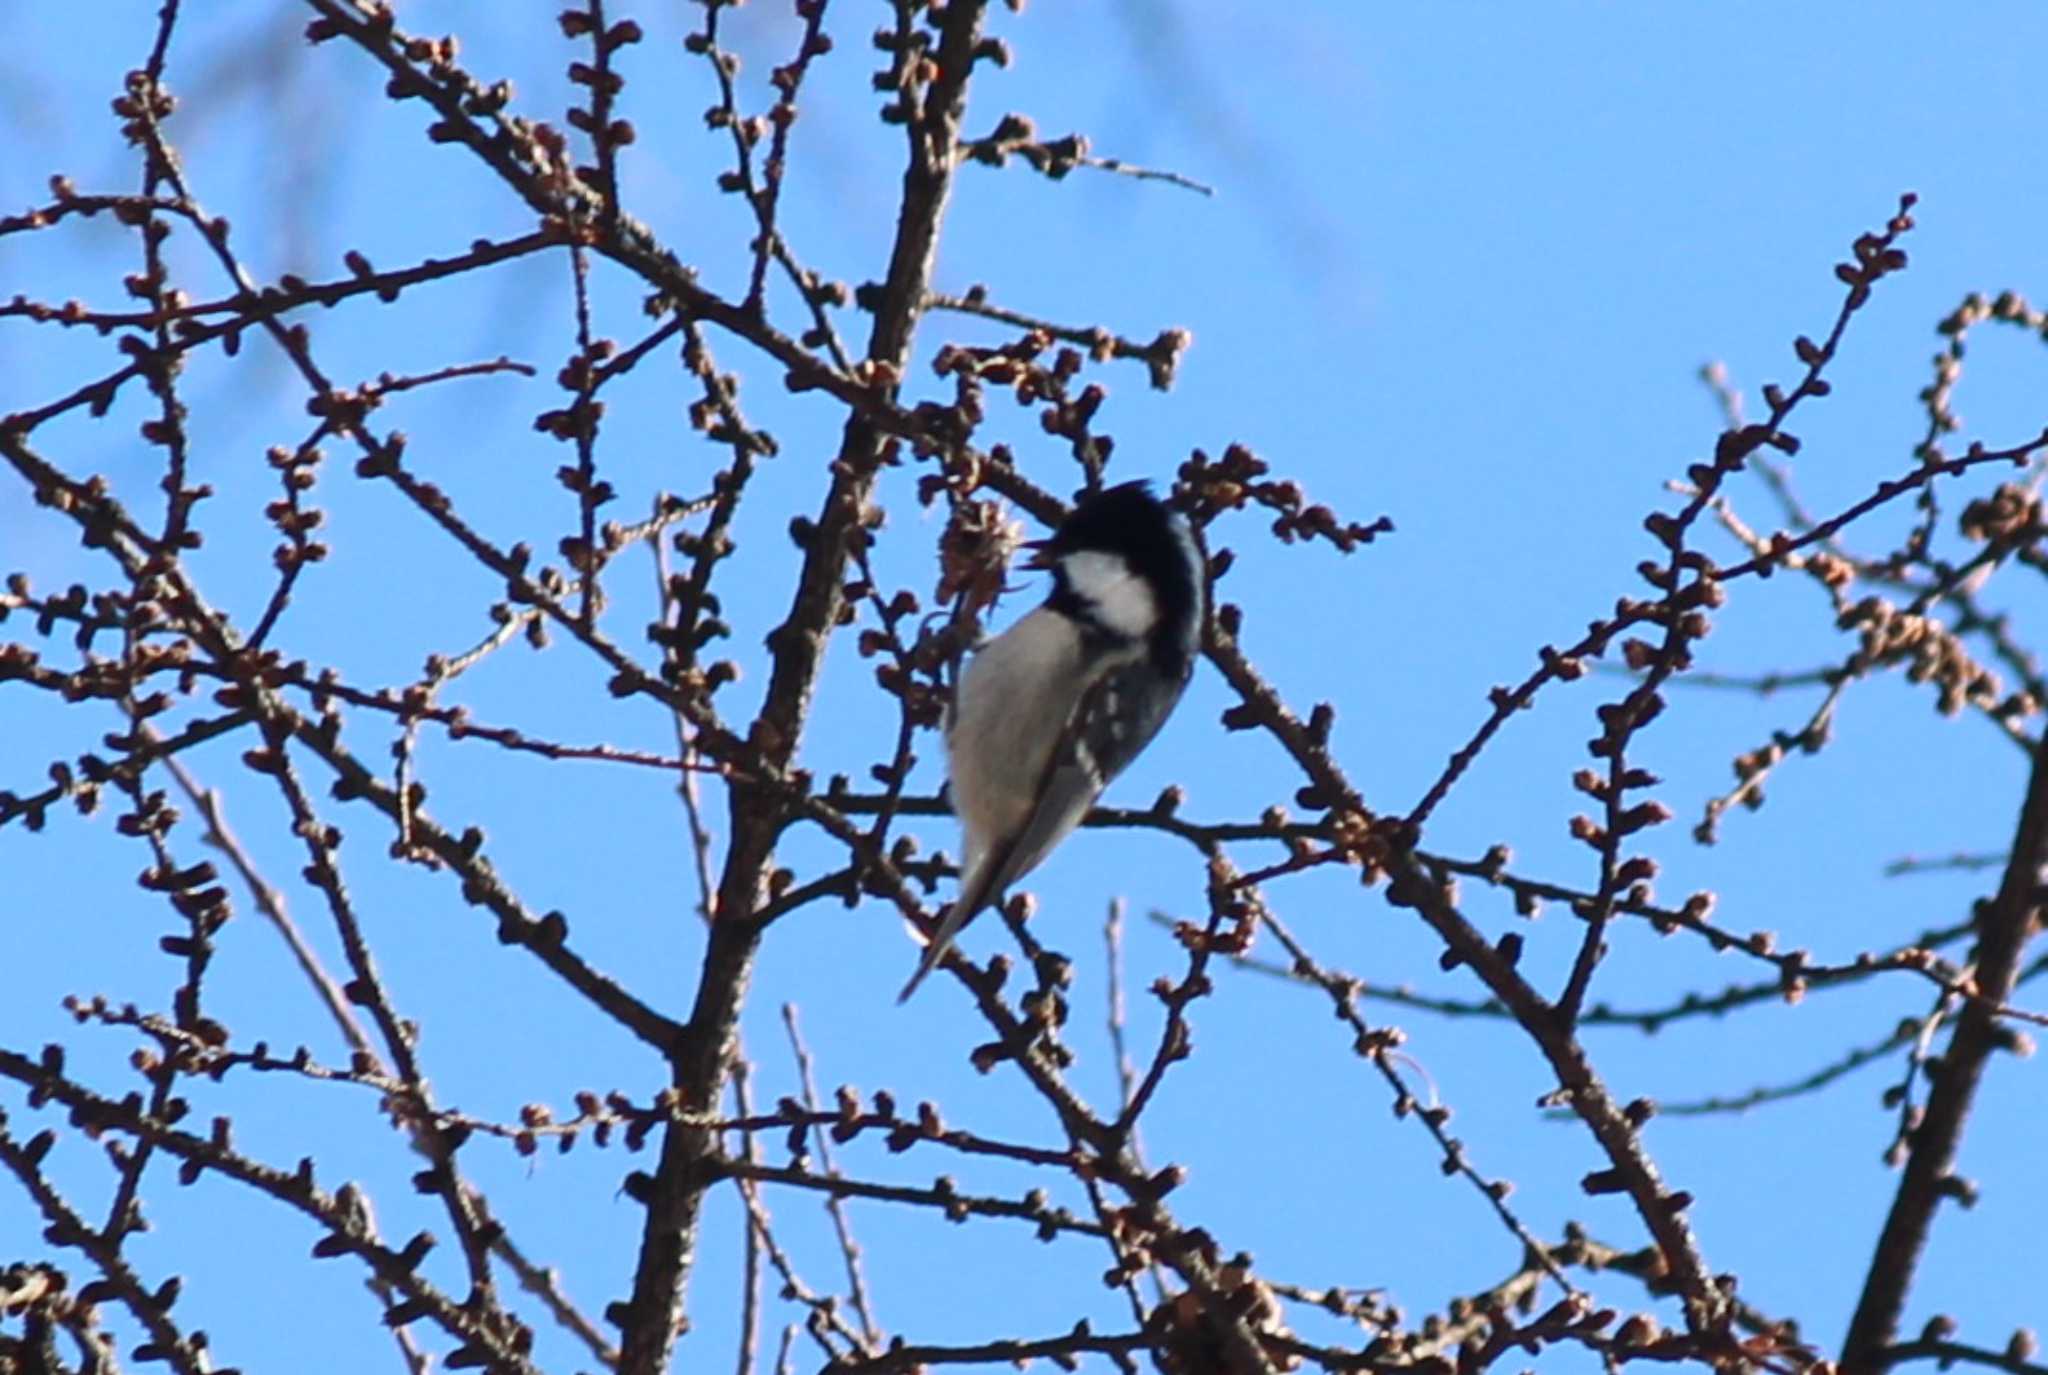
895 851 1006 1002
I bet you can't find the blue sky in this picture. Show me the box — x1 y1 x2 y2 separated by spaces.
4 4 2046 1372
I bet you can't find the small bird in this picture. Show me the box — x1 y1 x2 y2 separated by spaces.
898 480 1205 1001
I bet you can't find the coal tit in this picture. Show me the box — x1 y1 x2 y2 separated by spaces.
898 481 1205 1001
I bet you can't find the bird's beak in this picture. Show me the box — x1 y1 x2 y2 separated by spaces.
1020 539 1055 571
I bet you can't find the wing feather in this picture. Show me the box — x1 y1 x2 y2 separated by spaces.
898 619 1185 1001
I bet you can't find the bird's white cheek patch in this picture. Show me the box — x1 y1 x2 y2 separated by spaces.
1062 550 1158 639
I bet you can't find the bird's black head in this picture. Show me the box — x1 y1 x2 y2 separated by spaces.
1037 481 1204 677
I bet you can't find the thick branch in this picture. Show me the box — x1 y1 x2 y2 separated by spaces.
1841 731 2048 1370
612 7 993 1373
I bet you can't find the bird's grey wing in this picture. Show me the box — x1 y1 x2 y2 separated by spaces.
986 658 1185 892
899 636 1191 1002
1081 659 1186 785
900 614 1087 1000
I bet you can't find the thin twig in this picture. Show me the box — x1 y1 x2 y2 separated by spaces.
781 1004 883 1347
